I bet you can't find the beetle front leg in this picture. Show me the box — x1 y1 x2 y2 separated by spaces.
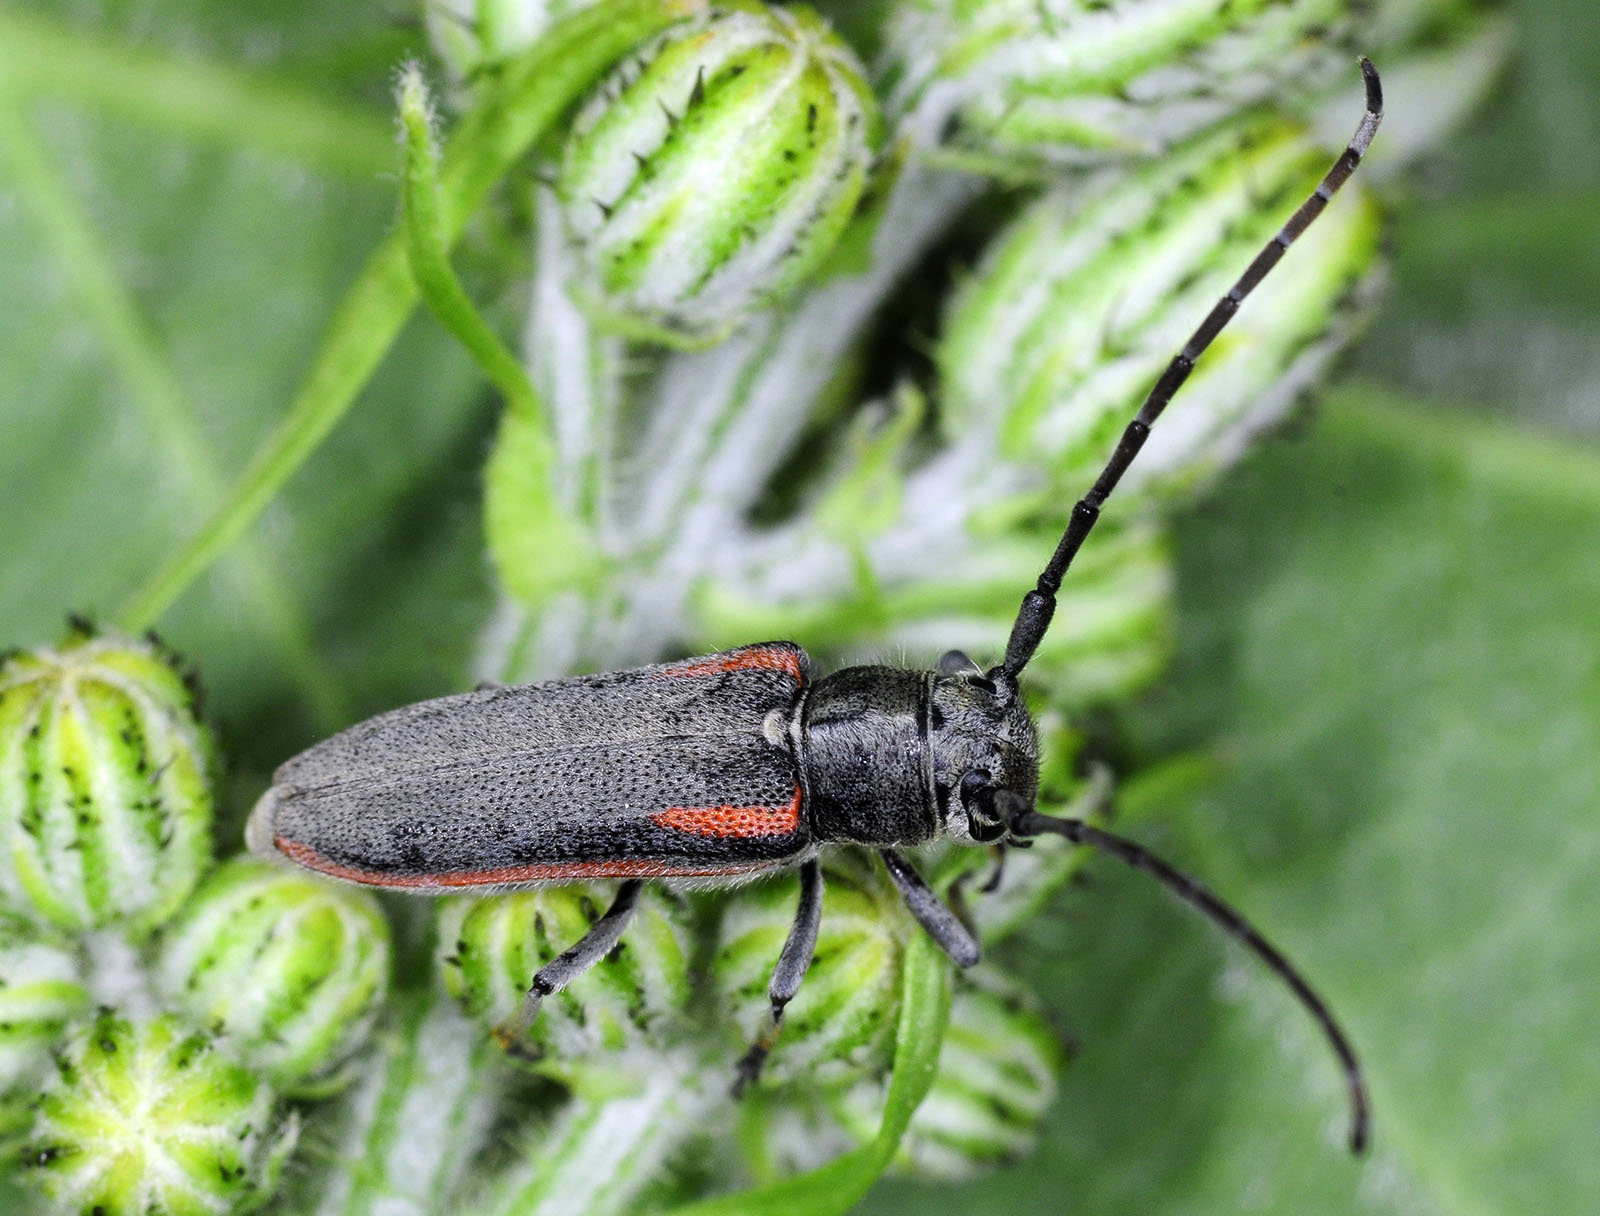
733 859 823 1096
880 848 980 968
492 879 645 1054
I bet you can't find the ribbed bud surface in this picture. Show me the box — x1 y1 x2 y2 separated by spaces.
559 1 880 342
23 1011 297 1216
153 858 391 1095
438 884 692 1065
878 519 1172 709
889 0 1355 166
940 118 1382 505
0 630 215 934
714 852 903 1085
749 971 1065 1181
887 972 1066 1178
0 913 89 1142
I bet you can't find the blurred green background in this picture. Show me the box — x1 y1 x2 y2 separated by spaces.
2 2 1597 1213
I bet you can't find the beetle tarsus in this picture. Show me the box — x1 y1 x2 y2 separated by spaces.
494 879 646 1054
979 843 1008 894
731 1021 781 1098
733 860 824 1095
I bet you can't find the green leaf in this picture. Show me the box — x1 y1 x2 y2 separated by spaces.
0 7 396 177
860 387 1600 1213
665 932 952 1216
0 11 491 776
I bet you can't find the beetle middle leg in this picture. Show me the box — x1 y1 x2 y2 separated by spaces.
880 848 980 968
733 858 823 1095
492 879 645 1053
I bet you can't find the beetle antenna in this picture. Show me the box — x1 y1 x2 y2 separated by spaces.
999 794 1370 1154
995 59 1383 681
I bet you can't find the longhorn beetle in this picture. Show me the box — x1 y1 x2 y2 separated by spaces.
248 59 1384 1155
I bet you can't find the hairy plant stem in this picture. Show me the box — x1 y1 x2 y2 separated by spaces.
114 0 702 633
470 1061 716 1216
489 93 986 681
298 987 505 1216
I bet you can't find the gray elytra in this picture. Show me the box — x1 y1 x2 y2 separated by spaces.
249 60 1386 1157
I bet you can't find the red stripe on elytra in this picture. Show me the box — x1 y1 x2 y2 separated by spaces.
660 643 803 685
652 787 802 838
274 835 775 888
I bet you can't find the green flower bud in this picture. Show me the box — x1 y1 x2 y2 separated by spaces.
745 970 1064 1181
692 516 1173 710
939 118 1382 505
152 858 391 1095
888 0 1355 167
837 971 1067 1180
874 519 1173 710
0 628 215 935
715 851 903 1087
438 884 692 1068
559 2 881 344
23 1010 297 1216
0 913 89 1145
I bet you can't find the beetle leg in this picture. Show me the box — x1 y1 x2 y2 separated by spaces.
880 848 980 968
492 879 644 1054
978 842 1009 894
733 859 823 1096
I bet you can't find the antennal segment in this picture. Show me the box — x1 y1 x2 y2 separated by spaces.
998 59 1383 680
999 798 1371 1154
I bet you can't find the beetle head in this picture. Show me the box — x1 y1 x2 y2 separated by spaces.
929 651 1039 844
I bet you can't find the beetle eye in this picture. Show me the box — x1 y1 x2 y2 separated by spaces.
959 770 992 808
965 674 997 697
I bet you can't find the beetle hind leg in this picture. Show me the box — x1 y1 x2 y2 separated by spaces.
492 879 645 1055
733 859 824 1096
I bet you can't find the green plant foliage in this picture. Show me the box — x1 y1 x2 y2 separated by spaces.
3 0 1595 1213
863 388 1600 1213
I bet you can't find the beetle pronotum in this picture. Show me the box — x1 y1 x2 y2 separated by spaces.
248 59 1384 1155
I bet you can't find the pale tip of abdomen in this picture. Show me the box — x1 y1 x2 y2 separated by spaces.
244 786 281 858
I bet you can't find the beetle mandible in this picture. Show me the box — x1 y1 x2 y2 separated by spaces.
248 59 1385 1156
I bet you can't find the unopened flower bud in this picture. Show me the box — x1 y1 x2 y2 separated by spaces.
0 627 215 934
888 0 1356 167
153 858 391 1095
940 118 1381 504
23 1010 297 1215
837 971 1067 1179
559 1 881 343
438 884 692 1066
714 851 903 1086
0 913 89 1142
